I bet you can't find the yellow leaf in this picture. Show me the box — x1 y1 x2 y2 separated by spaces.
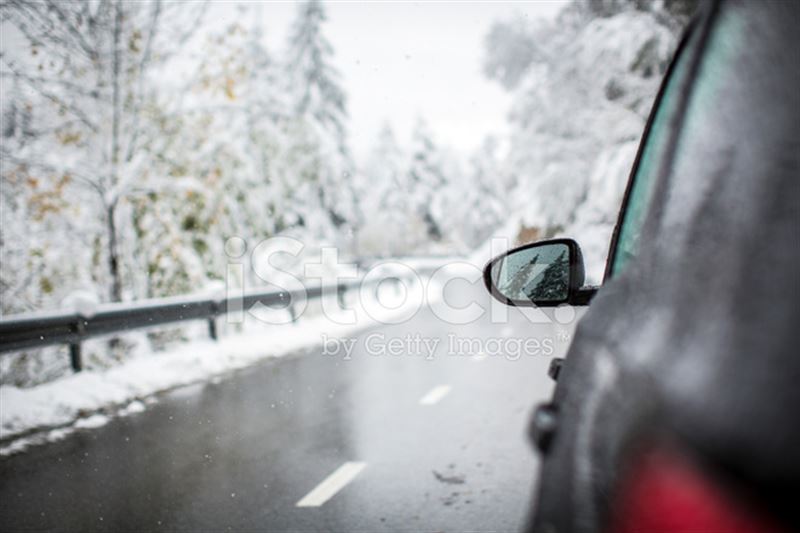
224 77 236 100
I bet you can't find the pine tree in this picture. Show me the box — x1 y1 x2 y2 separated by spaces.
407 119 447 243
359 123 410 255
284 0 357 245
455 137 506 248
527 250 569 300
286 0 348 153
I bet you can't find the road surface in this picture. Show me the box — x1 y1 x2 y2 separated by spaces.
0 283 578 532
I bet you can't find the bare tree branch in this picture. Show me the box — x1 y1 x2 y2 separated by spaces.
6 1 98 62
0 148 105 197
154 0 209 64
1 58 100 133
43 0 100 62
124 0 162 164
0 70 105 101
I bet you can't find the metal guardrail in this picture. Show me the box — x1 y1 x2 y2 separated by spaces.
0 278 390 373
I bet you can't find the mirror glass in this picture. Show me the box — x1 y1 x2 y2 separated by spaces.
490 243 571 303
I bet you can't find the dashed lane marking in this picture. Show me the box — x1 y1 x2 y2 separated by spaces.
296 461 367 507
419 385 452 405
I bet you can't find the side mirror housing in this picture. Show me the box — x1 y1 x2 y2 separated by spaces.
483 238 596 307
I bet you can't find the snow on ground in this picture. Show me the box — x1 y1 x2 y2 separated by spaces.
0 273 447 455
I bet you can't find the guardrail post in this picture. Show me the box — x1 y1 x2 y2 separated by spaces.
68 319 85 372
208 301 219 340
208 317 218 340
337 285 345 308
289 303 298 324
69 343 82 372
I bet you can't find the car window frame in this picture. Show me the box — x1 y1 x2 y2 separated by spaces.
602 1 721 282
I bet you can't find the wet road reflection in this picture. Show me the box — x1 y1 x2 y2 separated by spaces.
0 285 580 532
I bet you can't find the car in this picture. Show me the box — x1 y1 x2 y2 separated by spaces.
482 1 800 532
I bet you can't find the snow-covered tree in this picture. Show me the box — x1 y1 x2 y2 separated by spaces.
528 250 569 300
283 0 357 247
1 0 208 306
406 118 449 244
358 123 412 255
482 0 691 280
453 137 507 248
286 0 347 153
126 2 306 298
483 17 547 91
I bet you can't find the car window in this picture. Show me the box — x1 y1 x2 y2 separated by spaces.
608 28 698 277
656 6 748 246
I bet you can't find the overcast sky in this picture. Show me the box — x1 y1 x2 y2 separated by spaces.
257 1 568 158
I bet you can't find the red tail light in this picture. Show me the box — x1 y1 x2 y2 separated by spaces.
611 447 785 533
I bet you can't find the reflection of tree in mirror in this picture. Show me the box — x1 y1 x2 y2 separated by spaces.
525 250 568 301
498 253 540 299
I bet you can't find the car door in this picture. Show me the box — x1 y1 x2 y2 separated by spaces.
527 1 726 531
528 1 800 532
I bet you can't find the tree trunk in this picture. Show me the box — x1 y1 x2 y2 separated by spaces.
106 201 123 303
107 0 123 304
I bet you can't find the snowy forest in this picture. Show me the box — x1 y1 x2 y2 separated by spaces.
1 0 693 383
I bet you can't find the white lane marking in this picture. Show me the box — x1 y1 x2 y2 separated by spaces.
296 462 367 508
419 385 452 405
473 352 488 362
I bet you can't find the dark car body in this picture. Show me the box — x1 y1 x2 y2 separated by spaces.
512 1 799 531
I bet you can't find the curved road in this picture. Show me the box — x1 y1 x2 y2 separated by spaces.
0 283 578 532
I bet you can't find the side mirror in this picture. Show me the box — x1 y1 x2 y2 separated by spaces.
483 238 595 307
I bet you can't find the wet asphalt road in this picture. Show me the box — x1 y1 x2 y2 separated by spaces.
0 284 579 532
